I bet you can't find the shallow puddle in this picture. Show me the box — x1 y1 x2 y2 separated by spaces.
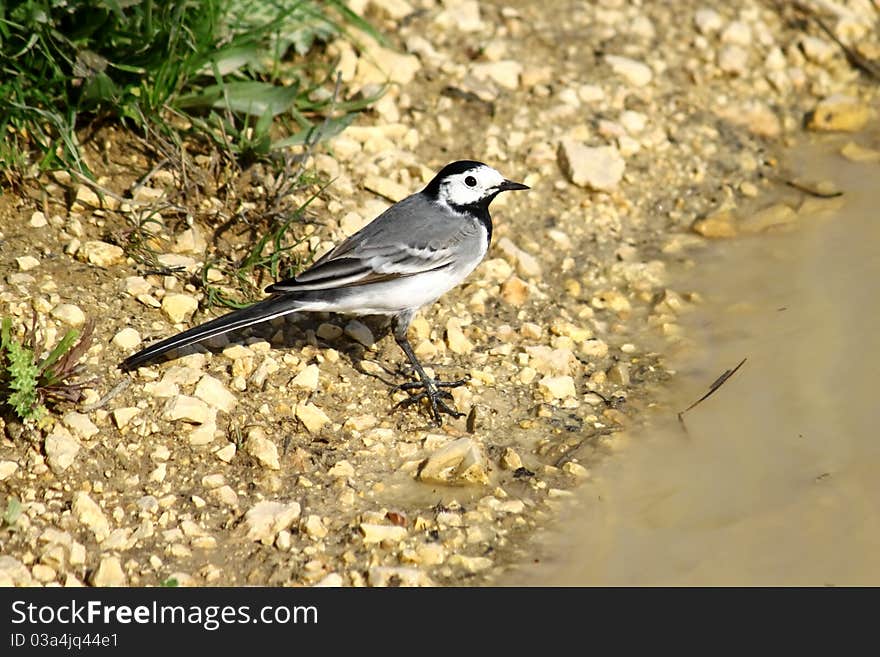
505 132 880 586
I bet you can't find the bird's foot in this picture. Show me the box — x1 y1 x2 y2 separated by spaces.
391 377 468 425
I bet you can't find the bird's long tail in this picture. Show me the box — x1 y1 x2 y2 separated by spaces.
120 295 302 371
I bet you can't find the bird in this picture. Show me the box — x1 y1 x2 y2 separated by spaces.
120 160 529 424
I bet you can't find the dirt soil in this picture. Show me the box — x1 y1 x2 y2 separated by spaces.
1 0 878 587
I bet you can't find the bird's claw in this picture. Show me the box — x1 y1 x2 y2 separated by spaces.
392 378 467 425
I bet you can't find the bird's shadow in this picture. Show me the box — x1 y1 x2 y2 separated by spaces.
132 312 414 388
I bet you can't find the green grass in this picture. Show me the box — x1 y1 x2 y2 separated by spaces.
2 496 22 529
1 0 388 310
0 315 95 422
0 0 384 178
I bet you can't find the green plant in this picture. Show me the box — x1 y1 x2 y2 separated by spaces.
0 0 384 176
0 314 95 421
1 496 22 528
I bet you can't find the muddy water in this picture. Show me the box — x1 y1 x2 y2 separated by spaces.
506 134 880 586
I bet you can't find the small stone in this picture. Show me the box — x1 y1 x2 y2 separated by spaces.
303 515 328 539
343 414 377 431
79 241 125 267
800 35 835 63
364 176 410 202
558 140 625 192
807 95 873 132
604 55 652 86
91 556 126 587
157 253 197 270
162 293 199 323
718 45 749 75
620 110 647 134
144 380 179 398
578 84 605 103
50 303 86 327
360 523 408 545
316 323 344 341
172 226 207 254
840 142 880 163
290 364 320 390
607 363 630 386
739 203 797 233
563 462 590 477
72 185 100 209
112 407 140 429
519 367 537 384
44 426 81 472
137 294 162 308
245 501 302 545
314 573 344 587
211 485 239 508
721 20 751 46
73 492 110 542
435 0 482 32
69 542 86 566
344 320 374 347
0 556 33 587
32 563 57 583
244 427 280 470
296 402 330 434
161 364 204 386
538 375 576 399
416 543 447 566
501 276 529 306
520 322 543 339
125 276 152 296
112 327 141 351
500 447 523 470
30 211 48 227
525 345 576 375
0 461 19 480
445 318 474 355
692 210 737 238
275 529 292 551
194 374 236 413
715 101 781 138
163 395 211 424
370 0 412 20
496 237 543 278
449 554 493 573
16 256 39 271
418 437 489 486
695 8 722 35
471 60 522 90
214 443 236 463
7 273 35 286
63 411 99 439
328 459 355 478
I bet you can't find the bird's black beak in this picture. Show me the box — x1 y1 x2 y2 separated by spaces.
497 179 529 192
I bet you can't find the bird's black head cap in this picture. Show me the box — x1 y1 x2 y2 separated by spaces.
422 160 487 199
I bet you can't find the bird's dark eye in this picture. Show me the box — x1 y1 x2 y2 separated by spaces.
465 176 477 187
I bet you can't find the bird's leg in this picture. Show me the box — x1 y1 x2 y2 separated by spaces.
390 319 466 425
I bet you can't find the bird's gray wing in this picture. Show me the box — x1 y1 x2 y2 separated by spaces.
267 196 478 293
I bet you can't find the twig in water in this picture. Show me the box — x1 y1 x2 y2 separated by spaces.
784 179 844 198
677 357 748 427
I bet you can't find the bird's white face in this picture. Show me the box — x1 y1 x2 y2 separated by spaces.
436 164 508 208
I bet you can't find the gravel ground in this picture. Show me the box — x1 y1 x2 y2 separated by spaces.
1 0 878 587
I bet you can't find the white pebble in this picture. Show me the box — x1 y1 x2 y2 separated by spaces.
50 304 86 327
112 328 141 351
